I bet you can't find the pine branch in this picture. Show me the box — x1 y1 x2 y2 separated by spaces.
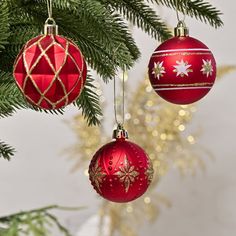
100 0 172 41
0 141 15 160
45 213 72 236
148 0 223 28
75 74 102 126
0 205 83 236
1 24 41 68
0 1 10 51
0 72 28 118
0 205 83 221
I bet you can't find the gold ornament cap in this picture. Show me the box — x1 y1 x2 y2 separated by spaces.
174 21 189 37
112 124 129 140
44 18 58 35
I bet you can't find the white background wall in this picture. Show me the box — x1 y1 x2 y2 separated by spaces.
1 0 236 235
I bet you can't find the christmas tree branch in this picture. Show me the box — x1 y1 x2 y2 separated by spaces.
0 1 10 51
0 205 84 236
149 0 223 28
75 74 102 126
44 213 72 236
0 141 15 160
100 0 172 41
0 205 83 222
0 76 28 118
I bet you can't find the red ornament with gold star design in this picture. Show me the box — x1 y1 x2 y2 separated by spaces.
89 125 154 203
13 20 87 110
148 21 216 105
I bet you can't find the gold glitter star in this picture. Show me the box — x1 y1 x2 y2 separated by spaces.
89 158 106 193
115 156 139 193
152 61 166 80
201 59 213 77
145 162 154 184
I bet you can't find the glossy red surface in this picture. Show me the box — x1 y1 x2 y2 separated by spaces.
13 35 86 109
148 36 216 104
89 138 154 203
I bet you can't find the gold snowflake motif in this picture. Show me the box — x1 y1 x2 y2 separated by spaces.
89 158 106 193
173 59 193 77
145 162 154 184
201 59 213 77
152 61 166 80
115 156 139 193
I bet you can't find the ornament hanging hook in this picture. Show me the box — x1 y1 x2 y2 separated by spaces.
44 0 58 35
175 0 186 23
45 0 56 25
111 44 123 127
113 68 128 140
47 0 53 20
112 44 129 139
174 1 189 37
113 68 129 139
114 66 126 128
176 9 186 23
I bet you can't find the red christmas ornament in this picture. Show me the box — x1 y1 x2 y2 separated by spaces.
148 21 216 105
89 125 154 203
13 21 87 110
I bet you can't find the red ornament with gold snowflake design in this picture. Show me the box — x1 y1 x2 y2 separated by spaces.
148 21 216 105
13 19 87 110
89 125 154 203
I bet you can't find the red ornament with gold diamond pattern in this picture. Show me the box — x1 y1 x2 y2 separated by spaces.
148 21 216 105
13 19 87 110
89 125 154 203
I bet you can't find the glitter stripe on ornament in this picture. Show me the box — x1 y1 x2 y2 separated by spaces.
152 82 214 88
36 38 70 106
154 86 212 91
152 52 212 58
153 48 211 54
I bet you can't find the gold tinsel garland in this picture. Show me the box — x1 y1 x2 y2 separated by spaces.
65 66 235 236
